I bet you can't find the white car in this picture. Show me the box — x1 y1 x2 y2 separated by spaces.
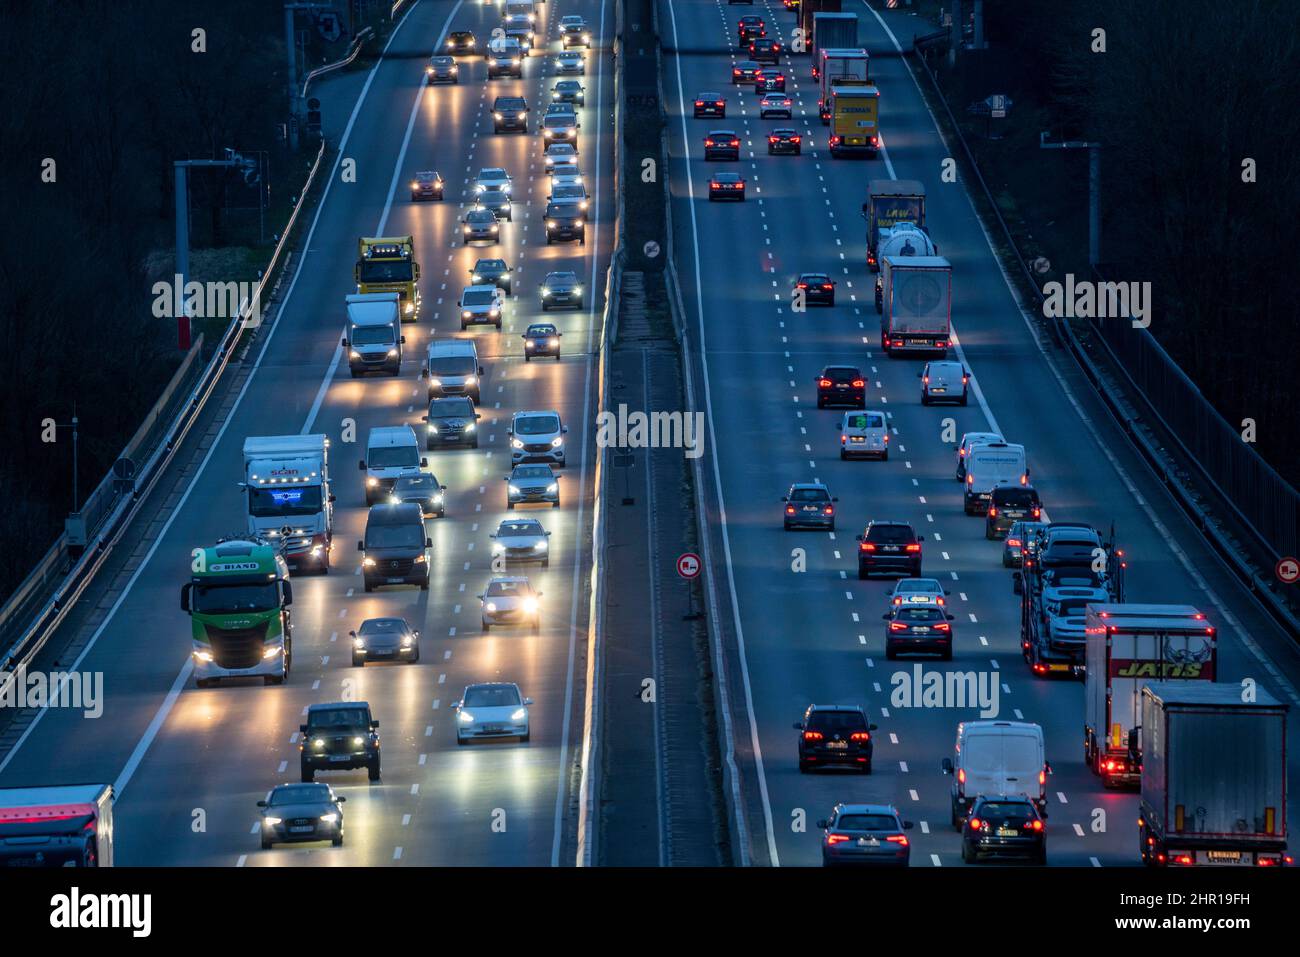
839 409 889 460
455 682 532 743
458 284 505 329
509 410 568 467
490 518 551 567
474 167 513 195
955 431 1003 481
559 15 591 47
556 51 585 74
479 576 542 631
887 578 948 608
544 143 580 174
759 93 792 118
920 360 970 406
548 182 589 211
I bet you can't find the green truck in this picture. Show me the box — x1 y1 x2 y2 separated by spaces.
181 538 294 687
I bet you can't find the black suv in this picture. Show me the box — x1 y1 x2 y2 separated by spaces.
493 96 529 133
857 520 923 578
794 704 877 773
300 702 381 782
423 396 481 449
359 503 432 592
961 795 1047 864
544 202 585 245
985 485 1042 540
470 258 513 294
815 365 865 408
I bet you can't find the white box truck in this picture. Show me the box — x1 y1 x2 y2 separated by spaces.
0 784 114 867
817 48 868 122
1140 683 1288 867
241 434 334 573
880 255 951 355
1084 603 1218 789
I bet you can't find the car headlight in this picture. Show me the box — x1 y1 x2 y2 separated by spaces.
313 738 326 749
485 602 498 613
414 554 426 563
551 437 563 447
491 225 499 231
534 541 548 550
463 311 472 319
512 438 524 449
262 645 281 659
552 91 560 98
464 225 472 232
350 350 361 359
465 375 478 386
362 557 376 567
428 377 442 387
354 637 366 648
472 273 482 282
402 634 414 646
459 711 475 723
366 477 378 487
352 737 364 747
428 424 438 433
489 308 499 316
320 813 338 824
512 708 528 721
411 180 419 188
525 340 535 348
544 129 554 137
583 33 590 42
547 220 557 228
511 57 520 65
492 543 505 554
508 485 521 495
403 302 414 315
575 219 584 226
541 287 551 297
546 483 558 493
518 111 527 119
193 650 213 662
573 285 583 293
387 348 398 357
549 338 559 346
494 112 504 120
465 423 476 432
523 597 539 613
264 816 282 826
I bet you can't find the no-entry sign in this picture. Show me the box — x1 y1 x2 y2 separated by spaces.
1277 557 1300 585
677 553 701 580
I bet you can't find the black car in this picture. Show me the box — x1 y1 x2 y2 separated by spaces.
857 520 924 578
493 95 529 133
258 783 345 849
737 16 766 43
815 365 865 408
359 503 431 592
767 128 802 155
883 602 954 659
351 616 420 666
794 704 876 773
709 171 746 201
693 92 726 118
986 485 1042 540
410 170 445 201
522 322 562 360
749 37 781 63
544 201 585 245
470 258 513 294
300 702 381 782
755 68 786 93
476 187 513 222
818 804 912 868
389 472 446 518
962 795 1047 864
797 273 836 306
704 130 741 160
540 270 583 310
423 396 481 449
446 30 476 54
731 60 762 85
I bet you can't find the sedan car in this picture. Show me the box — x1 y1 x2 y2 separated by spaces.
759 93 792 118
962 795 1047 864
857 520 923 578
541 112 579 144
818 804 912 868
883 601 954 659
556 51 585 74
782 482 837 530
1003 520 1048 567
887 577 948 607
840 409 888 460
458 283 505 329
693 92 726 118
462 208 501 244
474 167 513 195
709 171 746 201
388 472 446 518
559 15 591 47
445 30 476 54
755 68 786 93
545 143 580 174
506 464 561 508
552 79 586 105
479 576 542 632
704 130 741 160
490 518 551 567
522 322 562 360
737 16 766 43
410 170 445 201
455 682 532 743
955 431 1004 480
258 783 345 849
815 365 865 408
749 38 782 63
767 128 802 155
797 272 836 306
470 257 512 294
540 271 583 311
731 60 762 85
475 187 513 222
350 616 421 666
920 360 970 406
426 55 458 83
795 704 876 773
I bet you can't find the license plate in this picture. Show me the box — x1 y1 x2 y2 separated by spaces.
329 755 351 762
915 626 930 633
996 827 1018 837
289 825 314 834
858 838 880 847
1048 664 1070 672
1207 850 1242 863
850 436 864 443
825 741 848 750
387 577 405 584
931 387 946 393
883 546 898 552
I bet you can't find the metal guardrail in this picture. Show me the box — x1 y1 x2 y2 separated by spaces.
0 139 329 693
302 26 374 96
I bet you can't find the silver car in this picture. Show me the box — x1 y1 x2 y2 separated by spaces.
474 167 514 195
545 143 580 174
478 576 542 632
549 182 589 212
505 464 561 509
455 682 532 743
510 410 567 467
556 51 585 74
782 482 838 530
459 284 505 329
759 93 792 118
490 518 551 567
350 617 420 666
920 360 970 406
886 578 948 608
426 55 458 83
462 208 500 244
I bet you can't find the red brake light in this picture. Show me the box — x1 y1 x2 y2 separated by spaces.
785 505 795 514
818 378 832 387
716 101 724 106
1028 820 1044 831
803 730 823 741
769 135 777 142
860 542 875 552
851 379 865 388
905 544 920 552
889 621 906 631
886 835 908 846
823 505 833 514
968 818 982 830
1021 474 1029 485
695 100 703 106
1039 770 1047 785
1032 507 1041 518
1007 538 1021 547
935 622 950 632
792 136 801 142
988 506 997 517
826 833 850 845
705 139 714 146
957 768 966 785
849 731 870 742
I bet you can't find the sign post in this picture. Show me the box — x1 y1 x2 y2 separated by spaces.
677 552 702 620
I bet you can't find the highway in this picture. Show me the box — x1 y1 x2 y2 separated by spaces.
663 0 1300 866
0 0 613 866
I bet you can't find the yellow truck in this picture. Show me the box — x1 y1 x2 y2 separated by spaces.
828 84 879 158
355 236 422 321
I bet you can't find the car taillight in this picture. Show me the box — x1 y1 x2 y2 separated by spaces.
922 376 930 384
830 135 841 145
851 379 865 387
850 731 870 742
1173 854 1194 865
705 139 714 146
886 835 908 846
826 833 850 846
967 474 974 485
695 100 703 106
803 730 824 741
818 378 831 387
860 542 875 552
1007 538 1021 547
769 135 777 142
715 100 723 106
935 622 950 632
792 136 801 142
1026 820 1044 831
823 283 833 289
968 818 983 830
823 505 834 514
1021 474 1029 485
957 768 966 785
988 507 997 517
1039 770 1047 785
905 544 920 552
889 621 907 631
785 505 795 515
1032 507 1041 518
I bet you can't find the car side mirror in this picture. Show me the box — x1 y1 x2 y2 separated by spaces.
536 591 543 597
916 372 923 378
1045 761 1054 775
337 796 347 803
791 721 803 730
425 538 433 548
341 336 349 347
422 415 429 422
400 336 406 344
349 630 357 638
946 614 955 621
440 485 447 491
371 720 380 730
855 534 863 542
478 365 485 376
831 497 838 502
917 535 925 541
869 723 878 731
781 496 788 502
545 531 552 536
903 821 915 830
476 413 482 420
420 369 428 379
299 724 308 733
881 613 890 620
523 697 534 706
420 458 428 468
562 426 568 433
941 758 954 774
357 540 364 551
476 594 484 600
257 800 268 807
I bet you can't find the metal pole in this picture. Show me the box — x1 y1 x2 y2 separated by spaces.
972 0 983 49
174 163 191 350
285 5 300 150
1088 145 1101 266
71 411 79 513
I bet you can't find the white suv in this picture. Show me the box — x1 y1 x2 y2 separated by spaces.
509 410 568 467
458 284 505 329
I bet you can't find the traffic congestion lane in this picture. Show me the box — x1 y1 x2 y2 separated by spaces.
665 0 1300 866
0 0 614 867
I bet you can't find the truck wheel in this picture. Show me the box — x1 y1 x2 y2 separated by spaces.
352 654 363 667
364 582 374 593
482 621 491 632
301 766 314 783
264 674 284 686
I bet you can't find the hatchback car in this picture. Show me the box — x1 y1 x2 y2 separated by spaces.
883 601 954 659
423 396 481 450
475 187 513 221
559 15 591 47
258 783 345 849
755 69 786 93
795 704 876 773
737 16 766 43
709 171 746 201
455 683 533 743
522 322 562 360
556 51 585 74
704 130 741 160
759 93 792 118
492 95 529 133
955 431 1004 480
462 208 501 243
458 284 505 329
542 112 579 144
1002 520 1048 567
445 30 476 54
553 79 586 105
887 577 948 607
986 485 1042 540
815 365 865 408
540 271 583 310
510 410 567 467
839 409 888 460
410 170 445 201
749 38 782 63
920 360 970 405
490 518 551 567
818 804 912 868
731 60 762 85
506 464 561 508
479 576 542 632
782 482 837 530
767 128 802 155
470 258 513 294
693 92 726 118
350 616 420 666
962 795 1047 864
388 472 446 518
426 55 458 83
857 520 923 578
797 272 835 306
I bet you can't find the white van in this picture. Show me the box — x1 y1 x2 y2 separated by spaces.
962 440 1027 514
504 0 536 24
360 426 426 505
342 293 403 377
942 720 1050 826
422 338 483 402
839 410 888 460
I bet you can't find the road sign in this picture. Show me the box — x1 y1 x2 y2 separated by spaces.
1277 557 1299 585
316 10 343 42
677 553 701 580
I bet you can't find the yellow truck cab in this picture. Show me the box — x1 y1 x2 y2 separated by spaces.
355 236 422 321
829 83 880 158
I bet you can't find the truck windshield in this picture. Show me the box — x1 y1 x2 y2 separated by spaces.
350 325 395 345
429 357 475 375
191 581 279 614
358 260 413 283
365 525 424 549
248 485 323 517
515 415 560 435
368 447 417 468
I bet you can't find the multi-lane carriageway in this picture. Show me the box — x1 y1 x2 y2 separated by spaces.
0 0 613 865
664 0 1300 866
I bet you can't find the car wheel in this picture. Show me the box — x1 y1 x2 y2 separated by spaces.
410 648 420 663
881 449 889 461
942 646 953 661
301 766 314 783
962 842 974 864
555 353 561 361
471 438 479 449
420 579 429 591
457 736 468 746
921 395 931 406
912 563 922 577
261 835 273 850
520 732 530 743
839 450 847 460
1035 847 1047 866
798 761 811 774
352 654 363 667
196 678 213 689
960 392 969 406
553 499 561 508
885 645 897 660
265 672 284 686
858 566 868 580
828 520 836 532
332 833 344 847
507 501 515 510
862 761 872 775
482 620 491 632
783 521 792 530
542 558 550 568
367 760 381 783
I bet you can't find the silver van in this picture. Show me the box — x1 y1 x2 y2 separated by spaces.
421 338 484 402
342 293 403 376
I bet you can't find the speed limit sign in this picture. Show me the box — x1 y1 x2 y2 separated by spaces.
1277 557 1300 585
677 553 701 580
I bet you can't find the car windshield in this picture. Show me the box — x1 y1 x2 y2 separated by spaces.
789 488 828 502
553 186 583 198
548 144 576 155
368 446 417 468
191 581 279 614
269 785 330 806
835 814 897 831
432 398 475 416
806 711 864 732
308 709 369 730
527 325 557 336
395 475 437 492
514 466 552 480
428 356 475 375
486 580 531 598
463 289 496 305
359 619 407 636
464 685 522 708
475 260 505 273
1046 572 1105 589
897 580 938 594
358 260 413 282
1056 599 1091 617
248 484 323 518
845 413 885 429
499 522 541 536
516 415 560 435
544 116 574 128
825 367 857 379
994 489 1039 508
350 325 394 346
467 211 495 224
978 802 1034 820
868 525 913 543
365 523 424 549
897 607 944 622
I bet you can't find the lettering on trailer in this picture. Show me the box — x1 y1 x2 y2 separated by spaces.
208 562 261 572
1109 659 1214 680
